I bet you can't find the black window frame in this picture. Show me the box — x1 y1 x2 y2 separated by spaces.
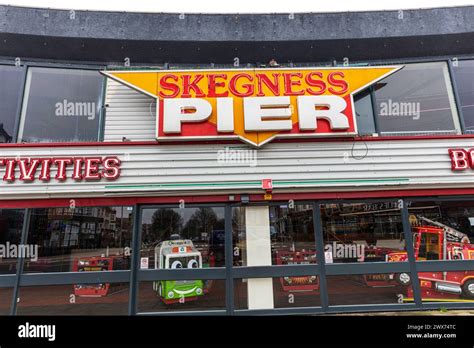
7 60 107 144
1 196 474 316
0 61 27 144
334 55 473 137
449 57 474 135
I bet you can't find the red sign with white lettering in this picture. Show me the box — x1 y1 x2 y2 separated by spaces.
449 149 474 171
0 156 121 182
104 67 401 147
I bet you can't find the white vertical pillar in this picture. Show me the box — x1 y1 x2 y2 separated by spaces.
245 206 274 309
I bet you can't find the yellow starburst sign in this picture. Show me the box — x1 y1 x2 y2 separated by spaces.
103 66 401 147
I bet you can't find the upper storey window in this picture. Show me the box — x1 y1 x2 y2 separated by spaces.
452 60 474 134
372 62 460 136
17 67 104 143
354 88 376 136
0 65 24 143
0 60 471 143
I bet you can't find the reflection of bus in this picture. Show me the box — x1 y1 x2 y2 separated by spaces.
152 239 205 304
73 256 128 297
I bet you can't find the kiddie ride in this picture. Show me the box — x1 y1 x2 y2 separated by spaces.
386 216 474 301
153 239 211 304
274 249 319 293
73 255 128 297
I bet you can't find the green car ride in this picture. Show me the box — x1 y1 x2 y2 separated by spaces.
153 239 204 304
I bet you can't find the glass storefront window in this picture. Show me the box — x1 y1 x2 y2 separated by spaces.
233 204 316 267
232 204 317 310
18 67 103 143
0 65 23 143
327 273 412 305
0 209 24 274
452 60 474 134
23 206 133 273
2 199 474 314
16 283 129 315
140 207 226 268
234 276 321 310
407 200 474 258
402 201 474 302
320 201 406 264
139 206 225 312
374 62 460 136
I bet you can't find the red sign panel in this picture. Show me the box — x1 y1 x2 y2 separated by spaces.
0 156 121 182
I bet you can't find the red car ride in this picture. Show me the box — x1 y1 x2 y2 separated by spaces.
275 249 319 292
73 256 128 297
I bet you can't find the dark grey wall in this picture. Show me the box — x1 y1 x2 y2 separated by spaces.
0 5 472 64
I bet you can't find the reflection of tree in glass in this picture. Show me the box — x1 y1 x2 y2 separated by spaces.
149 209 183 242
182 208 219 240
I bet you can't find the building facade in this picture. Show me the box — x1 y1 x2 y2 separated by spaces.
0 5 474 315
